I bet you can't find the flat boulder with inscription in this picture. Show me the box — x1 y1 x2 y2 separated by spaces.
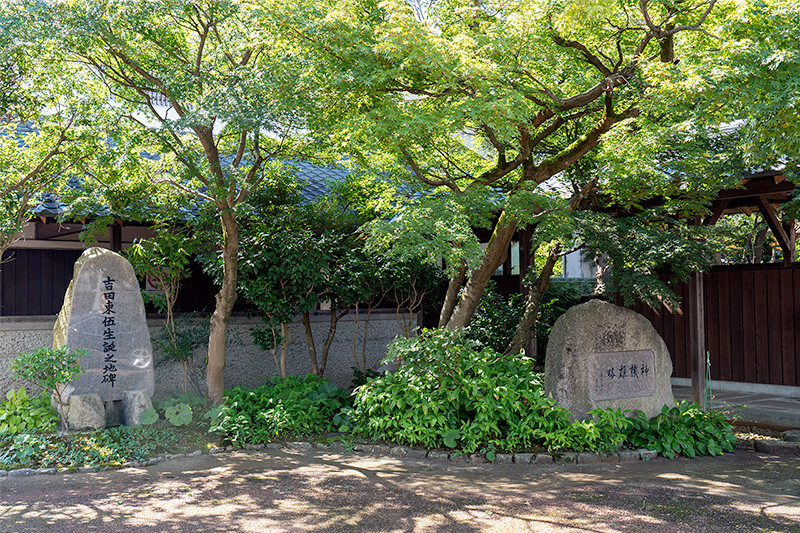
545 299 674 420
53 247 154 403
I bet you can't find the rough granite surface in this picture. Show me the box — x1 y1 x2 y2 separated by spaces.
545 299 674 420
53 247 154 402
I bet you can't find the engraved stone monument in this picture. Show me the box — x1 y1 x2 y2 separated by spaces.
544 299 674 420
53 247 154 428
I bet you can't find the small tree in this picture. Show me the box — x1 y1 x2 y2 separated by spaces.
303 233 371 377
125 226 201 395
10 346 87 437
0 4 104 266
52 0 318 404
240 229 327 377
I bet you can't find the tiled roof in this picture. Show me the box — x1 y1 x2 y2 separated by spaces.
29 160 347 219
3 121 349 219
288 160 348 201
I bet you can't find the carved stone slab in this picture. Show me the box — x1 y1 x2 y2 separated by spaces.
53 247 154 402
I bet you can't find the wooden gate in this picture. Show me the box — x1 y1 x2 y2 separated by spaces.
618 263 800 387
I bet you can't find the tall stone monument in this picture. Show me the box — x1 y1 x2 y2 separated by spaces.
545 299 674 420
53 247 154 429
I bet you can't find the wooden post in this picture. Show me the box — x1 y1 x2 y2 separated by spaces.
755 196 794 265
688 271 706 407
109 222 122 252
782 217 796 264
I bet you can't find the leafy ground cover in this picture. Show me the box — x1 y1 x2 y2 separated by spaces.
207 375 349 445
0 331 742 469
346 329 736 460
0 391 221 470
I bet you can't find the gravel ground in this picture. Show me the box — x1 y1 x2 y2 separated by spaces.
1 446 798 532
734 425 785 450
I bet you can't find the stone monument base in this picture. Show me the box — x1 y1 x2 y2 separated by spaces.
67 394 106 431
62 389 153 431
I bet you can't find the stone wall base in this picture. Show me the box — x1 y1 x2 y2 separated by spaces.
1 311 414 400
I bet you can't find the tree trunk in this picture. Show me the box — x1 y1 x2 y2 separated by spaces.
206 210 238 405
754 226 768 263
505 244 561 356
446 211 517 329
351 303 362 371
361 305 376 370
320 309 349 377
279 323 290 378
438 261 467 327
302 312 320 375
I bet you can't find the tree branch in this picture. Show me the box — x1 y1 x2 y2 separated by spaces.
528 105 641 184
400 146 464 194
552 34 613 77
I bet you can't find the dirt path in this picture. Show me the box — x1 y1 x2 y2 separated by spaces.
1 448 798 532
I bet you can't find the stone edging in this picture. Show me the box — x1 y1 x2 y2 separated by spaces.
9 437 798 479
0 443 661 478
753 438 800 456
6 431 800 478
225 442 662 466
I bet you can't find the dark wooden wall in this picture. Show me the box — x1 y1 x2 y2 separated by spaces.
0 249 82 317
0 249 218 317
618 264 800 387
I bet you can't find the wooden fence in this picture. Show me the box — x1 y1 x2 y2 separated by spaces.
617 263 800 387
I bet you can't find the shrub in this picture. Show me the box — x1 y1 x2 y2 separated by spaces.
10 346 87 436
625 400 737 459
351 329 574 456
349 366 381 391
0 388 58 436
559 407 632 453
151 313 209 397
209 375 349 444
350 330 738 459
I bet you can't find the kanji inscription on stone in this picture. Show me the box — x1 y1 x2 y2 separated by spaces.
589 349 656 402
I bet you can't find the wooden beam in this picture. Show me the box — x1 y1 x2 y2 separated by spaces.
34 220 84 240
782 218 796 264
704 199 729 226
716 178 794 200
688 271 706 407
755 195 794 263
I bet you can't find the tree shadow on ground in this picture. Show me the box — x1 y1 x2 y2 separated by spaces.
0 449 798 532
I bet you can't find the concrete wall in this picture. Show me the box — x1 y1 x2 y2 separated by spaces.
671 377 800 399
0 310 414 400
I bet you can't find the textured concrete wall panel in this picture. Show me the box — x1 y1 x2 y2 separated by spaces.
1 313 412 400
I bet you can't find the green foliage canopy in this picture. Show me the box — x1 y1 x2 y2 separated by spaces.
268 0 732 328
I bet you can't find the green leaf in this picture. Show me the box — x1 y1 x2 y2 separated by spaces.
443 428 460 448
140 408 159 425
164 403 193 426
